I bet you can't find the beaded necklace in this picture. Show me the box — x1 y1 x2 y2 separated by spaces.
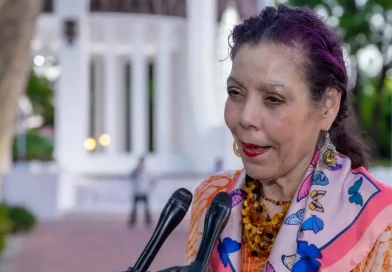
242 179 290 258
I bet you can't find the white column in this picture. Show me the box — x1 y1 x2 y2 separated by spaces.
131 26 149 155
104 22 121 154
200 0 218 127
186 0 218 133
178 30 194 156
54 0 90 167
186 0 218 170
154 22 172 154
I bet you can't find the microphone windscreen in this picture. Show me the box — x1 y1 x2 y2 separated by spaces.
170 188 193 211
210 191 232 209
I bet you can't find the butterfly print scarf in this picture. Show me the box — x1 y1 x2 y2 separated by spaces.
187 150 392 271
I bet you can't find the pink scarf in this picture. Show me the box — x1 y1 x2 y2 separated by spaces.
186 151 392 271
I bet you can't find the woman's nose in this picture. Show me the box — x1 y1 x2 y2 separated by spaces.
239 99 262 130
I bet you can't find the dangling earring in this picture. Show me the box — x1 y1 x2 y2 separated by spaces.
319 131 337 168
233 140 241 157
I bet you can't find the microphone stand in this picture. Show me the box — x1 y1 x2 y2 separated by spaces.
123 261 209 272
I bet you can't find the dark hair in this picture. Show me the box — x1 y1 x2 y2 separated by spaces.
229 4 369 168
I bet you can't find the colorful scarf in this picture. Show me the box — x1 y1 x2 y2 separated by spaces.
185 151 392 271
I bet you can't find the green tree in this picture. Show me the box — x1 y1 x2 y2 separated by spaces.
287 0 392 159
26 69 55 127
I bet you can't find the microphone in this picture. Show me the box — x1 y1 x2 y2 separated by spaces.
156 191 232 272
130 188 193 272
193 191 232 270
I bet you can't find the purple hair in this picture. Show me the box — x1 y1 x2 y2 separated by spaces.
229 4 369 168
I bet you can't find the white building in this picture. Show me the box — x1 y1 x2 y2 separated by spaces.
8 0 392 219
5 0 284 218
32 0 272 176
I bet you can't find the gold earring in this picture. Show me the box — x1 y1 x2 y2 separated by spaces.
233 140 241 157
319 131 337 168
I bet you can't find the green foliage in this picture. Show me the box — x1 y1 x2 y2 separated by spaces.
371 158 392 167
6 205 37 233
288 0 392 54
287 0 392 159
12 129 54 161
360 77 392 158
26 69 55 126
0 203 37 253
0 204 12 253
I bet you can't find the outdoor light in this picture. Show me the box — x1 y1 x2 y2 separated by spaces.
84 137 97 151
98 134 111 147
64 19 77 46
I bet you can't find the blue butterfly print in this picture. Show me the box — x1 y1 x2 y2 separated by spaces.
301 215 324 234
327 163 342 171
348 177 363 206
292 241 322 272
312 171 329 186
230 189 246 208
218 237 241 271
284 209 305 225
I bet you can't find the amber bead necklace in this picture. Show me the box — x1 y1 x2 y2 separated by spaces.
242 179 291 258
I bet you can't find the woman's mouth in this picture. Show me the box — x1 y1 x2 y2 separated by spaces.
241 142 270 158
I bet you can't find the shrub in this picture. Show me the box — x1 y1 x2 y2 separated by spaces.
7 205 37 233
12 129 54 161
0 204 12 252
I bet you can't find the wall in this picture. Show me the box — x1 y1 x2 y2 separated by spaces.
3 162 206 220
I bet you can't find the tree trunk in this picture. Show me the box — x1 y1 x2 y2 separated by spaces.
0 0 43 199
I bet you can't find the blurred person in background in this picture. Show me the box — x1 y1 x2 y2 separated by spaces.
185 4 392 271
128 157 153 229
212 157 224 174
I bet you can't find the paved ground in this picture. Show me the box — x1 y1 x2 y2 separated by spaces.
7 215 190 272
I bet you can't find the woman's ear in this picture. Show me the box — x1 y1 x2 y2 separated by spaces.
322 88 341 130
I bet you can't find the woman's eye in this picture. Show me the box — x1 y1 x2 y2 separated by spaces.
266 96 283 104
228 89 241 97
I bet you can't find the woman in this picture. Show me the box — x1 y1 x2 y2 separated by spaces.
185 4 392 272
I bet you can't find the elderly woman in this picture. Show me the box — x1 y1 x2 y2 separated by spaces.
185 4 392 272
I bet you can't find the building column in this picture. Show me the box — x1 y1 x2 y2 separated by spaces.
130 26 149 155
186 0 218 170
103 22 121 154
54 0 90 166
186 0 218 133
154 22 172 154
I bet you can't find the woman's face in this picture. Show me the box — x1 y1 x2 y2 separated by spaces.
225 43 325 181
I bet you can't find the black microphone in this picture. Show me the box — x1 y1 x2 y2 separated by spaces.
192 191 232 270
130 188 193 272
156 191 232 272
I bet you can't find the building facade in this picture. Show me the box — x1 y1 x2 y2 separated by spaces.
31 0 277 176
11 0 280 217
